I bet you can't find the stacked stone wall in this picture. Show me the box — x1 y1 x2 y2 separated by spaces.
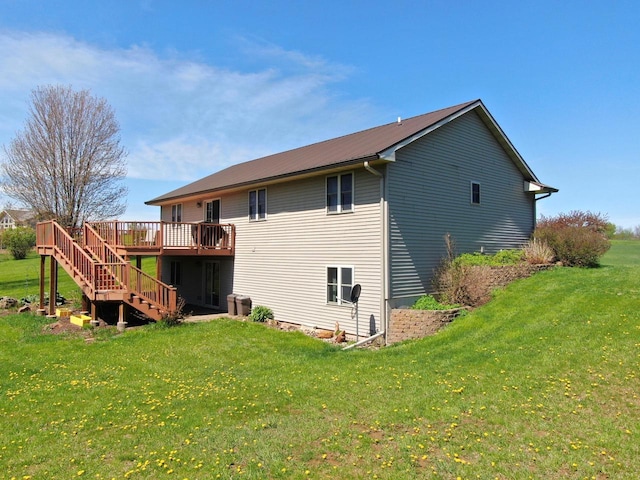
387 308 466 344
483 264 554 289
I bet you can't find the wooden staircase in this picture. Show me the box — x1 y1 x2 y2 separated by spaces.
36 220 177 321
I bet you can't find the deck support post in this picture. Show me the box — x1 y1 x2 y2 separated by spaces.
81 294 90 312
37 255 46 316
117 303 127 332
47 256 58 317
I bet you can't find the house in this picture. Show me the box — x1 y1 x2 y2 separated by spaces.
142 99 557 337
0 209 36 232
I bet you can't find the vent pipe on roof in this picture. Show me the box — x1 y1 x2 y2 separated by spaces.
397 116 402 125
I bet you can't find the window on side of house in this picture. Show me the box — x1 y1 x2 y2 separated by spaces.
171 203 183 222
327 266 354 305
471 182 481 205
170 261 181 286
248 188 267 221
326 173 353 213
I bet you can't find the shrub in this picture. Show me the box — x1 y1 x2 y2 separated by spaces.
1 226 36 260
435 264 494 308
534 211 610 267
158 297 186 327
453 249 523 267
411 295 459 310
249 305 274 322
523 238 555 264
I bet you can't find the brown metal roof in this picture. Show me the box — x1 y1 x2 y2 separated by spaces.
147 99 481 204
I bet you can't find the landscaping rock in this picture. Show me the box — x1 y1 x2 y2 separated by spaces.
18 305 31 313
0 297 18 309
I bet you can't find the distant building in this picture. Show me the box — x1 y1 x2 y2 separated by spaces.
0 209 37 231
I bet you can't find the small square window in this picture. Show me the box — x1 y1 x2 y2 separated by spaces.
471 182 481 205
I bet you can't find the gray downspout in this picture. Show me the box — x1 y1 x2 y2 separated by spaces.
363 161 388 344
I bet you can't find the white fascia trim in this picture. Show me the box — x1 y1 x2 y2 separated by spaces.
377 101 482 162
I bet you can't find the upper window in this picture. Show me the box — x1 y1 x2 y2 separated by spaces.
327 266 353 305
249 188 267 221
471 182 481 205
171 204 183 222
327 173 353 213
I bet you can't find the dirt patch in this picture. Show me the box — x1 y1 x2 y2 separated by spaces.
42 315 112 341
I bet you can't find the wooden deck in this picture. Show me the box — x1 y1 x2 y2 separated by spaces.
35 220 237 322
85 221 235 257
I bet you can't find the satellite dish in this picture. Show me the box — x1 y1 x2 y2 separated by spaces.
349 284 361 303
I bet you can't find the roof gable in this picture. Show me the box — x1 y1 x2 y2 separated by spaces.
0 209 35 223
147 99 544 204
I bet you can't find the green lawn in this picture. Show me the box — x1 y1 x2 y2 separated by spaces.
0 242 639 478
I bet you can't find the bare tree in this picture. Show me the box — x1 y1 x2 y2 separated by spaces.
1 85 128 228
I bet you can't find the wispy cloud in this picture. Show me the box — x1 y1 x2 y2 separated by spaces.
0 30 374 182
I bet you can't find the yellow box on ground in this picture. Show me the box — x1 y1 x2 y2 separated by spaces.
56 308 72 317
70 314 91 326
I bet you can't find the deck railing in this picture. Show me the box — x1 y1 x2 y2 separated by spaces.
84 223 125 265
37 220 96 292
88 221 235 253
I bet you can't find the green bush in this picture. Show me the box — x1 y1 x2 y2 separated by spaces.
534 211 610 267
249 305 274 322
452 249 523 267
411 295 459 310
1 226 36 260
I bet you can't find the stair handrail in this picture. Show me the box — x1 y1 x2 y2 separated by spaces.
85 222 178 314
36 220 97 295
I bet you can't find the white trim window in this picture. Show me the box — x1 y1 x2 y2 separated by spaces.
171 203 183 222
249 188 267 221
326 173 353 213
327 266 353 305
470 181 481 205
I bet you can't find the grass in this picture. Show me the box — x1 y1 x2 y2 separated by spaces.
0 241 639 478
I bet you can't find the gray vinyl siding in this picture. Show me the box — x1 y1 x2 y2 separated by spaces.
387 111 535 301
226 169 383 335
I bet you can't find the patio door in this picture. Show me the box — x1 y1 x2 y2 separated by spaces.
205 200 220 223
204 261 220 308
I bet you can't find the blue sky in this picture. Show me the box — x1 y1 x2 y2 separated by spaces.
0 0 638 227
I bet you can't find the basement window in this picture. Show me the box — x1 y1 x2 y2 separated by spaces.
327 266 353 305
170 261 181 286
